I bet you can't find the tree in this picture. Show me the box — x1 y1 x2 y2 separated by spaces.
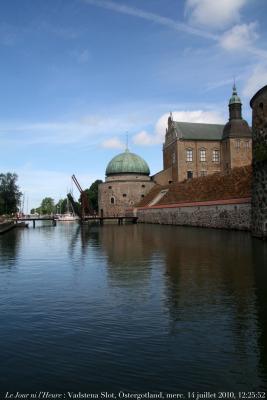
82 179 103 213
0 173 22 215
40 197 55 215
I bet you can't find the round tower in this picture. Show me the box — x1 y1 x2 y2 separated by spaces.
98 148 154 217
250 85 267 238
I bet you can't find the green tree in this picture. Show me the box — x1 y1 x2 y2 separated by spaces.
55 198 67 214
81 179 103 212
40 197 55 215
0 173 22 215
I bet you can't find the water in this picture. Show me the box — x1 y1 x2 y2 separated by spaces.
0 222 267 393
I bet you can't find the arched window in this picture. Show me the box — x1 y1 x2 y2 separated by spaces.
186 148 193 162
212 149 220 163
199 148 206 162
110 197 115 204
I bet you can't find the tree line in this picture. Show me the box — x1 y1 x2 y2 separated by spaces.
0 173 102 217
31 179 103 215
0 173 22 215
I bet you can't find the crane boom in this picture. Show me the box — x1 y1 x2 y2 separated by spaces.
72 174 83 193
71 174 92 218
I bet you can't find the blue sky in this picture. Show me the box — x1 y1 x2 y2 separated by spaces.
0 0 267 211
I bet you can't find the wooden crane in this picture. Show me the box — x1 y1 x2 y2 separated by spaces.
70 174 92 219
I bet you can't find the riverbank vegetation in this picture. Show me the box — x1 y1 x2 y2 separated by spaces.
32 179 103 215
0 173 22 216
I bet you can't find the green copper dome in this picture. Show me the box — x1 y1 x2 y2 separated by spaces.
106 149 150 176
229 84 242 105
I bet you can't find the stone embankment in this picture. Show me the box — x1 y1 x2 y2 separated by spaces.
135 165 252 231
137 198 251 230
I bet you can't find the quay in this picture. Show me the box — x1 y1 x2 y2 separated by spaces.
14 215 138 228
15 217 57 228
83 215 138 225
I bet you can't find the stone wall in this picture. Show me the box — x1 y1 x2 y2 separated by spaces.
176 140 222 181
99 177 155 217
137 199 251 231
152 167 172 185
250 85 267 238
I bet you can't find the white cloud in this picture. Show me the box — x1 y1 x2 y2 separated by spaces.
185 0 247 30
220 22 258 51
242 64 267 98
101 137 125 149
133 131 156 146
133 110 224 146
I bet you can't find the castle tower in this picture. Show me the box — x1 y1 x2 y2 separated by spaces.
98 148 154 217
250 85 267 238
222 85 252 173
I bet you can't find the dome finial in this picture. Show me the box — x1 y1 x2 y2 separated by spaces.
229 81 241 106
125 132 129 152
233 78 237 95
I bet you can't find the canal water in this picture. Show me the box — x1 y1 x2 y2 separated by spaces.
0 223 266 393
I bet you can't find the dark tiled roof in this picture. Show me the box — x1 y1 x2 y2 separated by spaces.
173 121 224 141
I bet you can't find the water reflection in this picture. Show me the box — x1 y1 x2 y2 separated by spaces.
0 228 21 269
100 224 154 286
0 222 266 392
252 240 267 388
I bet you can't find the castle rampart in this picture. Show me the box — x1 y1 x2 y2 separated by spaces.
250 85 267 238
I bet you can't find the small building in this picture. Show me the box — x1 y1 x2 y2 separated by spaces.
154 85 252 185
98 148 155 217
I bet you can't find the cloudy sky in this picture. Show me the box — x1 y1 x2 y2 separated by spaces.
0 0 267 210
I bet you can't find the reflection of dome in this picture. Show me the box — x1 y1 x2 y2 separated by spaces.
105 149 150 176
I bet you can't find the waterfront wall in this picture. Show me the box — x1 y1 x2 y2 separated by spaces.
137 198 251 231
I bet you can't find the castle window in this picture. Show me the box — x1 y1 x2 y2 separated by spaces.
141 194 145 198
245 141 250 149
110 197 115 204
212 149 220 163
123 193 127 197
141 184 146 188
200 171 207 177
199 148 206 162
108 186 112 189
235 139 241 149
186 148 193 162
187 171 193 179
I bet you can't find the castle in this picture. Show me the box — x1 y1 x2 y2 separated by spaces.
154 84 251 185
99 85 252 217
